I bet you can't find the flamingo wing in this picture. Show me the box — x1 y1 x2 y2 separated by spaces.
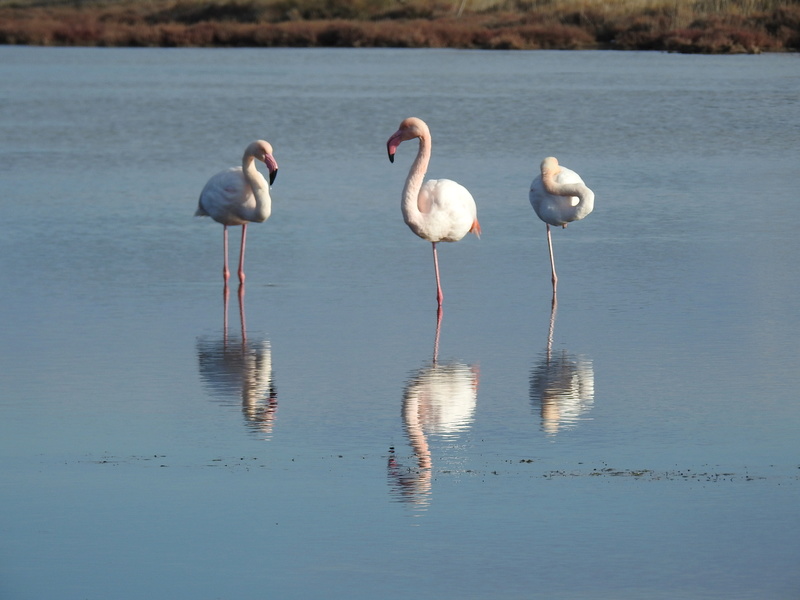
197 167 253 225
530 167 589 227
417 179 478 242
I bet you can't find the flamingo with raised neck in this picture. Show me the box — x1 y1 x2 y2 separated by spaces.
387 117 481 308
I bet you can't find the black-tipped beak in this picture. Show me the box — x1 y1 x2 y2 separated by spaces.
388 149 395 163
269 169 278 185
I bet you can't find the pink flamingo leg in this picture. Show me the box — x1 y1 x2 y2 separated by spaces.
546 224 558 294
238 223 247 284
432 242 444 307
223 225 231 283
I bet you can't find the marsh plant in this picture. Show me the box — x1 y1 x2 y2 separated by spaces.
1 0 798 51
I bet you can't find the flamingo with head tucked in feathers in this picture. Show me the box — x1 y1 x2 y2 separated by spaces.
529 157 594 296
386 117 481 308
196 140 278 285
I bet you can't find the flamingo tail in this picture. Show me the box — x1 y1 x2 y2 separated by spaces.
470 218 482 239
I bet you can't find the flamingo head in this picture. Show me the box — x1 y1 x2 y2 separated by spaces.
250 140 279 185
540 157 560 178
387 117 429 163
539 156 561 193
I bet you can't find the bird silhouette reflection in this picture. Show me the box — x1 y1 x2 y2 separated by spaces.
197 285 277 439
529 298 594 436
388 309 479 508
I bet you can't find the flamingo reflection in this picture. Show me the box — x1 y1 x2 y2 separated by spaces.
197 285 278 439
389 309 479 508
529 299 594 436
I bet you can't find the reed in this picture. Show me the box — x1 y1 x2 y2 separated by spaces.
0 0 797 51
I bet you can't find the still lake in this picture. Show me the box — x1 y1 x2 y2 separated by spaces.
1 46 799 599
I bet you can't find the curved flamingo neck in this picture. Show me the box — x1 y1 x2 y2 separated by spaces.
402 134 431 228
542 162 594 209
242 150 272 222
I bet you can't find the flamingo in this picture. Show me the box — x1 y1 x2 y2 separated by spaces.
529 157 594 296
387 117 481 308
195 140 278 285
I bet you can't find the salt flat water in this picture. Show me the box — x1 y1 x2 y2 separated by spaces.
1 46 799 599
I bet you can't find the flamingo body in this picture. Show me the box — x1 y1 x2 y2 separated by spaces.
197 167 270 225
196 140 278 284
387 117 480 307
529 158 594 227
529 157 594 294
411 178 477 242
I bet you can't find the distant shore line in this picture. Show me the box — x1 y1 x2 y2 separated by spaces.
1 1 798 53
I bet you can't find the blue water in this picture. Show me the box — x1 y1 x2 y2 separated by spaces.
1 46 799 599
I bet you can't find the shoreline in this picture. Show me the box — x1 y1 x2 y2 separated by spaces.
1 1 798 53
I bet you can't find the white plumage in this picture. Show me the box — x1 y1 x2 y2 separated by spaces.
196 140 278 284
387 117 481 307
529 157 594 294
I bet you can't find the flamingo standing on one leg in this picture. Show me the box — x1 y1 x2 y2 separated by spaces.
386 117 481 308
196 140 279 285
529 157 594 297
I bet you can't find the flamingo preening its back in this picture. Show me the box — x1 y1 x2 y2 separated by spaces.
387 117 481 308
529 157 594 296
196 140 279 285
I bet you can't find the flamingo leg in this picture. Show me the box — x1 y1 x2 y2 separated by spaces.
238 223 247 284
223 225 231 283
546 224 558 294
432 242 444 307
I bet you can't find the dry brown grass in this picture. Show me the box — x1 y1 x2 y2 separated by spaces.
0 0 798 51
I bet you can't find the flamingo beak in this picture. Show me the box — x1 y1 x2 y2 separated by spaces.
387 132 402 163
263 154 278 185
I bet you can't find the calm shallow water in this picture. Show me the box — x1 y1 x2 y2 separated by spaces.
1 46 799 599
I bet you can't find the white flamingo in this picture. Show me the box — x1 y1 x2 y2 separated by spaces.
529 157 594 295
196 140 278 285
387 117 481 307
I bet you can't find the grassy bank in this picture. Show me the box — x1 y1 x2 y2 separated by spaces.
1 0 798 52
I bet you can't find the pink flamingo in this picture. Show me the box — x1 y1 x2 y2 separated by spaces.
529 157 594 296
196 140 278 285
387 117 481 308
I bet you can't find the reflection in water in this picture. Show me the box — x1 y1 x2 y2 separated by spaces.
529 298 594 436
197 285 278 439
389 309 479 509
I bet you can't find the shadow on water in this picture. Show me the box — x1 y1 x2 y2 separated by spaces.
529 296 595 436
388 308 479 511
196 284 278 439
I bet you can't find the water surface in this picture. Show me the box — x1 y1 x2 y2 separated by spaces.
1 47 799 599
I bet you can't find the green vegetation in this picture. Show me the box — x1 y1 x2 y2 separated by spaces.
1 0 798 52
